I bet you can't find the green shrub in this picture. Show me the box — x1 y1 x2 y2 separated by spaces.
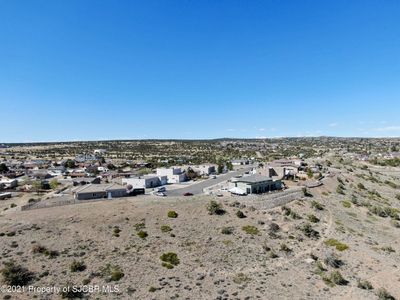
279 243 291 253
100 264 124 281
308 214 320 223
160 252 180 269
207 201 225 215
357 279 373 290
70 260 86 272
300 223 320 239
242 225 259 235
221 227 234 235
60 283 84 299
341 201 351 208
324 239 349 251
160 225 172 233
236 210 246 218
137 230 148 239
311 201 324 210
329 271 347 285
134 222 145 231
167 211 178 218
357 183 366 190
0 261 34 286
377 288 395 300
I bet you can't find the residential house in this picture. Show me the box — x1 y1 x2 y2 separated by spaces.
228 174 281 195
72 183 127 200
122 175 167 189
156 167 186 183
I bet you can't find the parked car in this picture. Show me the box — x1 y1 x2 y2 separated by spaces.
216 193 223 197
157 187 166 192
155 192 166 197
183 192 193 196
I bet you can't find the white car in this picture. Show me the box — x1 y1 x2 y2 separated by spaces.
155 192 166 197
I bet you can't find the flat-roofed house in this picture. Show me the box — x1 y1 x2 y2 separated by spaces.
72 183 126 200
156 167 186 183
122 175 167 189
228 174 281 195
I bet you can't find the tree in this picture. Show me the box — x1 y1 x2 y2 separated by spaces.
0 163 9 173
307 168 313 179
217 164 224 174
186 168 198 180
64 159 76 169
31 181 42 194
49 179 59 190
226 161 233 171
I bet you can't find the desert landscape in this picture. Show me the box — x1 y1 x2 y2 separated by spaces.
1 151 399 299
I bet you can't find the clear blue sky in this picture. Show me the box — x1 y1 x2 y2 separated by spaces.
1 0 400 142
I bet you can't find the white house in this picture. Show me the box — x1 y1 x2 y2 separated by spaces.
193 165 216 175
156 167 186 183
122 175 167 189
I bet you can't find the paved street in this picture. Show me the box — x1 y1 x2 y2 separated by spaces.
165 165 255 196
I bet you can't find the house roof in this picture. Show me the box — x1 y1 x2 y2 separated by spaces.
72 183 125 194
235 174 273 183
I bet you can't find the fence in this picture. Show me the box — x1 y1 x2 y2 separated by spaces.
238 187 304 210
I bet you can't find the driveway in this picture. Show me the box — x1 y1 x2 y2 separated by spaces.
165 165 255 196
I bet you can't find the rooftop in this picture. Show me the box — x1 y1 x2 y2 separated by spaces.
235 174 273 183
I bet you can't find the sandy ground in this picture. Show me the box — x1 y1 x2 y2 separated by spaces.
0 163 399 300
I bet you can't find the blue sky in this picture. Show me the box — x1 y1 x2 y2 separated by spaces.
1 0 399 142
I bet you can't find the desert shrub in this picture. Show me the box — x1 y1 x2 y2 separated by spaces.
160 225 172 233
341 201 351 208
149 286 158 292
242 225 259 235
300 223 320 239
282 206 301 219
269 223 280 232
396 194 400 201
207 201 225 215
324 253 343 268
137 231 148 239
233 273 251 284
390 220 400 228
308 214 320 223
0 261 34 286
221 227 234 235
113 226 121 237
329 271 348 285
100 264 124 281
167 211 178 218
381 246 395 253
357 183 366 190
311 201 324 210
10 203 17 208
32 244 47 254
376 288 395 300
357 279 373 290
236 210 246 218
60 283 84 299
134 222 145 231
336 184 345 195
70 260 86 272
324 239 349 251
279 243 291 253
160 252 180 269
268 251 278 258
384 180 398 189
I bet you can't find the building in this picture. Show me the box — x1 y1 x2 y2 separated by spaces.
193 165 216 176
94 149 107 155
156 167 186 183
0 192 12 200
231 159 249 166
72 183 127 200
122 175 167 189
228 174 281 195
0 178 18 189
